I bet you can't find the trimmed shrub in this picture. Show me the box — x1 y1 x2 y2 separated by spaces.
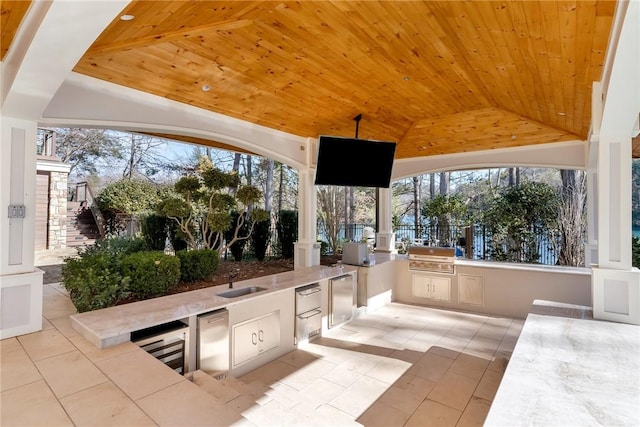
251 216 271 261
62 251 131 313
277 210 298 259
84 236 146 257
176 249 220 282
121 251 181 298
633 237 640 268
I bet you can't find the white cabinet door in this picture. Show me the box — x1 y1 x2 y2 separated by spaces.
412 275 451 302
257 311 280 355
412 276 431 298
232 320 258 367
430 277 451 302
458 274 484 306
232 311 281 367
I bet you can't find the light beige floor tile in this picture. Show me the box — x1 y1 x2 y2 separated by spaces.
0 338 42 392
227 393 265 416
357 400 411 427
473 368 503 401
448 353 489 381
329 375 388 417
436 336 469 354
263 381 302 409
487 350 511 373
407 352 454 382
48 315 79 338
446 324 481 341
298 377 346 407
405 399 461 427
17 328 75 361
96 348 184 400
243 396 302 426
322 355 381 388
41 317 55 330
42 286 77 319
0 380 73 426
428 371 479 411
389 348 424 364
463 336 501 359
137 380 239 426
427 345 461 360
35 349 108 398
456 396 491 427
475 320 510 340
279 358 336 390
48 282 70 296
190 370 242 403
365 356 410 384
278 348 322 368
314 403 362 427
239 359 299 386
69 334 139 362
379 373 435 415
61 381 156 426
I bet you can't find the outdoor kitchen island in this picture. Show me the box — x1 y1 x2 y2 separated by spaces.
71 264 358 376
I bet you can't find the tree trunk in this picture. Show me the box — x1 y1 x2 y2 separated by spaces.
439 172 449 195
429 173 435 198
556 169 585 266
344 187 350 240
277 163 284 213
508 168 515 187
265 159 274 212
349 186 355 240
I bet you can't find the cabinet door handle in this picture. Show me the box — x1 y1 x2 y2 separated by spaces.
258 330 264 342
252 332 257 345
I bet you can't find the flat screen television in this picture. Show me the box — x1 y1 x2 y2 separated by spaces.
314 135 396 188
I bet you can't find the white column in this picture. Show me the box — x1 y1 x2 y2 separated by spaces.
0 117 43 338
591 0 640 325
293 167 320 269
375 187 395 253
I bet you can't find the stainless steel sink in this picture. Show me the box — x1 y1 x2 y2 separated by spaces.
217 286 267 298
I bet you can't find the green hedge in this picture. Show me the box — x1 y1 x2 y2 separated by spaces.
62 248 131 313
121 251 181 298
176 249 219 282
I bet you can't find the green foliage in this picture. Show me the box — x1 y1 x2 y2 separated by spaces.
633 237 640 269
483 182 559 263
97 178 164 215
61 237 144 312
141 214 169 250
177 249 220 282
121 251 181 298
251 216 271 261
157 163 264 252
277 210 298 258
422 194 468 245
318 240 329 256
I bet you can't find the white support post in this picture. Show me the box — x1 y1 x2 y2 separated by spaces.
375 187 395 253
1 117 43 339
591 0 640 325
293 167 320 269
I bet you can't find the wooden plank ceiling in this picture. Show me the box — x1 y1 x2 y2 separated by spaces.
4 1 620 159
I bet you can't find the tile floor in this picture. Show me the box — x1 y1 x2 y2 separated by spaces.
0 282 523 426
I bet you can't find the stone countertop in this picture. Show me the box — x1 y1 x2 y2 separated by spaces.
70 264 357 349
484 300 640 426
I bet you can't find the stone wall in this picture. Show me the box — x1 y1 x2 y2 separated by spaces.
47 171 68 249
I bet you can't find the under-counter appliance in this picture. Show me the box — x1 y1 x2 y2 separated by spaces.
408 246 456 274
329 274 354 328
295 284 322 344
342 242 369 266
132 320 190 375
197 309 229 376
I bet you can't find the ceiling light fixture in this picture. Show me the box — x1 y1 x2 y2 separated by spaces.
557 112 566 116
403 76 410 81
120 14 135 21
201 85 211 92
511 135 517 140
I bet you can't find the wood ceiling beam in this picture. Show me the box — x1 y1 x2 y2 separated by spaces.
87 19 253 54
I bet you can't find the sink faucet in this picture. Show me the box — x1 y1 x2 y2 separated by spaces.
228 272 238 288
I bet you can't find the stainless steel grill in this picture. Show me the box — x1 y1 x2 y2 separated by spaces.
408 246 456 274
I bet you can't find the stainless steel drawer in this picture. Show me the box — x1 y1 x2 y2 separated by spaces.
295 284 321 314
295 309 321 343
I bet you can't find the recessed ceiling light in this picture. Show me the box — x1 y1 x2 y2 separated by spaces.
511 135 517 140
120 14 135 21
201 85 211 92
558 112 566 116
403 76 410 81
